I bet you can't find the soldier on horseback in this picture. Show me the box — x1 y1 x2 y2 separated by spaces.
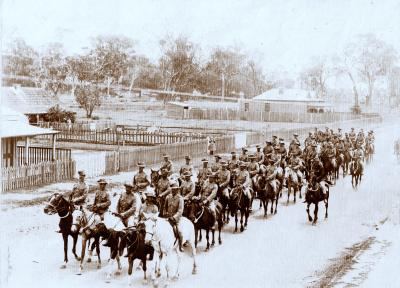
198 173 218 224
247 155 260 189
235 161 252 198
115 182 141 227
86 178 111 228
161 154 173 176
133 162 151 197
217 161 231 198
289 141 302 158
255 145 264 165
288 155 303 182
239 148 249 162
70 170 88 209
278 140 287 164
179 155 193 181
164 185 184 251
211 155 222 173
353 145 364 174
197 159 212 187
265 158 278 192
272 135 279 147
304 132 313 147
140 190 159 218
263 141 274 165
228 152 239 172
181 172 195 201
349 128 357 146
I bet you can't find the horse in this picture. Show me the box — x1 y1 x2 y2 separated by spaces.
304 179 329 225
321 154 336 182
284 166 302 203
349 160 363 188
365 142 374 163
257 176 279 217
74 208 103 272
187 198 223 251
342 150 352 175
142 213 197 287
44 193 80 268
216 185 230 224
334 153 344 179
94 222 124 279
229 185 251 232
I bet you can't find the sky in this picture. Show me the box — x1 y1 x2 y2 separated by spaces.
2 0 400 75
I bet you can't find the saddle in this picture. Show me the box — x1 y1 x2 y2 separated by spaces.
167 217 183 251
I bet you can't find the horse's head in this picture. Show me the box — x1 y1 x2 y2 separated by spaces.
150 169 159 186
142 212 158 244
44 193 66 215
187 198 202 222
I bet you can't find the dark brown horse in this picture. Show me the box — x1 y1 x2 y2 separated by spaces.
187 198 223 251
229 185 251 232
256 175 278 217
304 179 329 225
44 193 80 268
349 160 363 188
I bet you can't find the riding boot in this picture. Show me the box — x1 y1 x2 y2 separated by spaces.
178 231 184 252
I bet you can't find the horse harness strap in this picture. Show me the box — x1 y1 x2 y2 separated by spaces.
194 206 205 224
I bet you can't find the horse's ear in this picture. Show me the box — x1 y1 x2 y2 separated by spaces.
142 212 149 220
152 212 159 220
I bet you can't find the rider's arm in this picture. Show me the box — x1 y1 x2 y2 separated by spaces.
206 185 218 203
172 197 184 222
96 194 111 209
159 187 171 198
221 171 231 188
184 183 195 201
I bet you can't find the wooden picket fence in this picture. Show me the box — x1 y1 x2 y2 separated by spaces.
104 135 235 174
16 146 72 165
2 160 76 192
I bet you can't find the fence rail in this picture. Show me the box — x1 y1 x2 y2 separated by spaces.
16 146 72 166
2 160 76 192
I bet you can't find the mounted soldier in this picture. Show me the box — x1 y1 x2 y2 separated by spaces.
140 190 159 219
272 135 279 147
337 128 343 139
228 151 239 172
164 185 184 251
265 158 278 192
349 128 357 145
278 140 287 164
289 141 302 158
181 172 195 201
356 132 365 147
235 162 252 201
155 168 170 197
70 170 88 209
88 179 111 222
255 145 264 165
160 154 173 176
197 173 218 224
211 155 222 173
179 155 193 181
114 182 141 227
217 161 231 199
263 140 274 165
304 132 313 147
288 155 303 182
289 133 300 153
239 148 249 162
133 162 151 198
197 158 212 188
247 154 260 190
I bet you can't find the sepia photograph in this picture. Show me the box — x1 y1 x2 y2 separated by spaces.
1 0 400 287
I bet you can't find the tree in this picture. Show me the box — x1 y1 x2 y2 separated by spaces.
90 35 135 95
300 59 330 99
39 43 69 97
3 38 38 77
339 34 397 107
158 35 201 92
75 84 103 118
45 105 76 122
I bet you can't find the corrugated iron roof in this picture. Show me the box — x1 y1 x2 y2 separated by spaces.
1 86 58 114
253 88 324 102
1 106 58 138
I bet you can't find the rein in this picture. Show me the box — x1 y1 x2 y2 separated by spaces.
194 206 205 224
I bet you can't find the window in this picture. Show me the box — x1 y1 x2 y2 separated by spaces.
244 103 249 112
264 103 271 112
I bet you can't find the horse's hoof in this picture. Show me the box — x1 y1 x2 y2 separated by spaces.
172 275 179 281
308 217 312 222
60 264 67 269
219 240 222 245
97 264 101 269
87 258 92 263
75 257 81 261
142 278 149 285
115 270 121 275
211 242 215 247
274 210 277 215
205 247 209 252
240 227 244 232
192 267 197 275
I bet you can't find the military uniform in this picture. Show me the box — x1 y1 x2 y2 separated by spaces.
217 168 231 196
228 158 239 172
265 163 277 191
211 161 221 173
117 190 140 226
92 188 111 216
133 171 150 191
160 159 173 175
239 152 248 162
179 164 193 177
255 150 264 164
70 181 88 206
181 178 195 200
197 166 212 186
164 193 184 223
156 176 170 197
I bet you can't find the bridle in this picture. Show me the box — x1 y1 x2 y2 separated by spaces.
46 196 71 219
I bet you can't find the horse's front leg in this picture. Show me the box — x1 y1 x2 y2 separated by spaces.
79 237 87 272
240 210 244 232
194 228 199 248
234 211 238 233
274 197 278 214
205 229 210 251
71 233 80 261
287 183 290 203
95 237 101 269
211 229 215 246
324 199 329 219
306 203 312 222
313 203 319 225
61 233 68 269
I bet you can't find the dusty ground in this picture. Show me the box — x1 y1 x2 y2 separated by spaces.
1 120 400 288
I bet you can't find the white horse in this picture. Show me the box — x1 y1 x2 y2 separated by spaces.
142 213 197 287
